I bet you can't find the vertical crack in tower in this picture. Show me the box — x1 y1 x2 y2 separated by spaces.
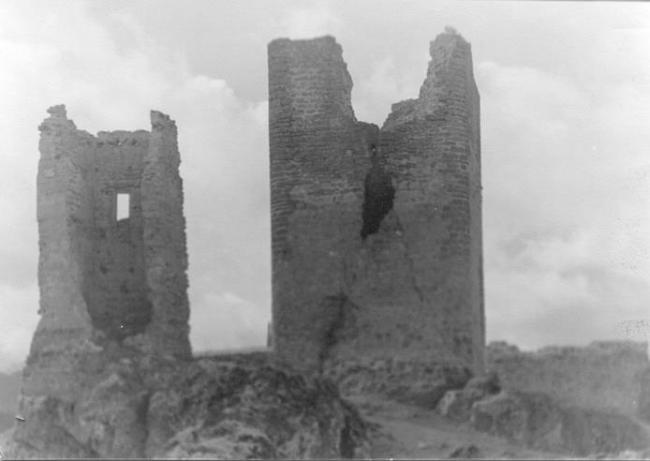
268 28 484 381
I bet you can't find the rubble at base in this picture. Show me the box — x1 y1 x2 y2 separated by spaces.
324 356 472 409
9 353 369 459
435 344 650 458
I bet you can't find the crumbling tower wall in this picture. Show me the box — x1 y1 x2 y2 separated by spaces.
268 37 378 371
268 30 484 380
377 31 484 372
21 105 190 402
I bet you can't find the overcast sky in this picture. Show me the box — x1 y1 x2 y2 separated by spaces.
1 0 649 372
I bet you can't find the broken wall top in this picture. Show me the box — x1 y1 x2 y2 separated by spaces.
268 28 484 375
29 104 191 404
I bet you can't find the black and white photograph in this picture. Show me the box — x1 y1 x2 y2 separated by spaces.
0 0 649 458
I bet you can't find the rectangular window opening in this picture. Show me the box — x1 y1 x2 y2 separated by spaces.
116 193 130 220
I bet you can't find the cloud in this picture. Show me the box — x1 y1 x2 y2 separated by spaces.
0 0 648 372
0 285 39 372
478 60 650 349
281 4 342 39
190 291 269 353
352 56 421 125
349 38 650 351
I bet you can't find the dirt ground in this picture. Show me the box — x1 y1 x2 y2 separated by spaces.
352 395 578 460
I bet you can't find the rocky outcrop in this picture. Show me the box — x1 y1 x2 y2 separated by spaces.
470 390 564 450
482 341 650 455
10 353 369 459
487 341 650 419
151 358 368 458
324 356 472 408
437 373 650 457
471 390 649 456
437 371 500 422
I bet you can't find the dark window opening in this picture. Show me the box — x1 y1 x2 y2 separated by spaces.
116 193 130 220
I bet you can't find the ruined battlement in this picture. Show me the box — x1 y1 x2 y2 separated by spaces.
24 106 190 400
268 29 484 379
384 30 478 131
268 36 355 127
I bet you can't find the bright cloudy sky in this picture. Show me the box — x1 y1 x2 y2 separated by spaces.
1 0 649 372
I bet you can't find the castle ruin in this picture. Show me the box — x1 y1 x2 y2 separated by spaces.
20 105 190 408
11 29 650 460
268 29 484 376
13 28 484 456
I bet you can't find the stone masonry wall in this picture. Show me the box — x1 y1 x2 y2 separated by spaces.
85 130 151 341
268 36 378 371
138 111 191 358
25 105 97 400
18 105 190 424
268 30 484 377
376 31 484 372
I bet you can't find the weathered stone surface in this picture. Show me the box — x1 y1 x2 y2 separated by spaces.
432 353 650 457
268 29 484 390
75 365 149 457
27 105 190 376
469 389 649 456
0 428 15 456
9 354 369 459
559 406 649 457
466 370 501 395
448 443 481 459
324 357 471 408
148 357 369 459
437 372 500 422
436 374 500 422
487 341 650 418
12 106 191 457
12 395 97 458
638 368 650 422
437 390 472 422
471 390 562 449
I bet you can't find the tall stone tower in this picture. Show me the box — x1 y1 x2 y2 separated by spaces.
268 29 484 384
16 106 190 449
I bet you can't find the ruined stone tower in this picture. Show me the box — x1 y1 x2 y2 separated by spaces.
268 29 484 379
21 105 190 403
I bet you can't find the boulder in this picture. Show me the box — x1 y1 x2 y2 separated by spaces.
487 341 650 417
469 389 650 456
437 371 500 422
471 391 543 443
325 357 472 409
560 406 649 456
147 358 369 459
437 390 471 422
466 370 501 395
